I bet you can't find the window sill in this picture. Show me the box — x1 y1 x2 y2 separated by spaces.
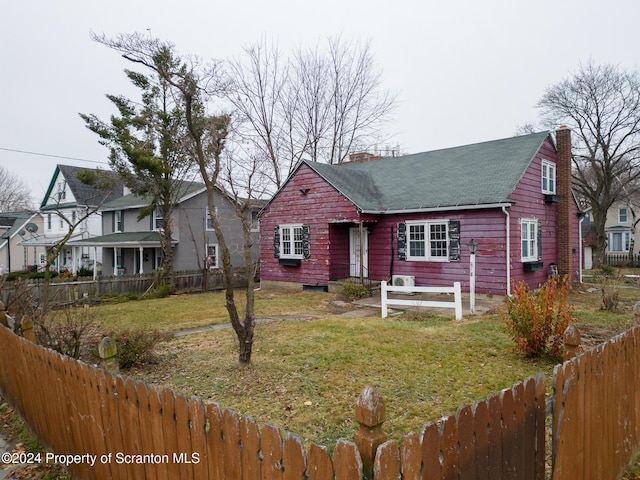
405 257 450 263
523 261 544 272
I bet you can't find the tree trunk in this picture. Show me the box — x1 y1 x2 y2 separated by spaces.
591 206 609 269
237 326 254 366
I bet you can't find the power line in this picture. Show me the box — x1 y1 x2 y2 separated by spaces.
0 147 109 165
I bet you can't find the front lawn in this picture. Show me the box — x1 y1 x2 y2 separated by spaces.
95 290 337 333
100 282 640 448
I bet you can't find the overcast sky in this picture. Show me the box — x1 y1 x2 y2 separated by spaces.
1 0 639 206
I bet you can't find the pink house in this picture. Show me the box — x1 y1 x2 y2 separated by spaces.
259 128 581 295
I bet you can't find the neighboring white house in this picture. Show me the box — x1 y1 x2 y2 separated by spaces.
19 165 123 274
0 211 45 273
605 200 639 258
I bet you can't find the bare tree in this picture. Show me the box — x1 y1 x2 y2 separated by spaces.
227 36 397 191
0 165 33 211
537 61 640 268
93 32 259 365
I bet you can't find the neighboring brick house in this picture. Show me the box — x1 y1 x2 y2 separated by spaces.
74 182 261 276
259 128 581 295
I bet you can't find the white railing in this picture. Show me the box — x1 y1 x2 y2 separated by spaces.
380 281 462 320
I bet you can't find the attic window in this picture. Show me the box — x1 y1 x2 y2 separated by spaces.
541 160 556 194
56 181 67 201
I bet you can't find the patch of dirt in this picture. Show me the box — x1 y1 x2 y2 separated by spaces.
574 323 635 347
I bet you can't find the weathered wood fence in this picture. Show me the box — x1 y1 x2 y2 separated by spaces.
551 325 640 479
0 266 253 307
0 312 638 478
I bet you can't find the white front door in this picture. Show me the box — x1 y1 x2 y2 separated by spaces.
349 227 369 277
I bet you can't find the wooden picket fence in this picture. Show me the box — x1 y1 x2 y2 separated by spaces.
551 326 640 479
0 314 639 479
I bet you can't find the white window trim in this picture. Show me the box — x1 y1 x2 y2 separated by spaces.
521 218 539 262
250 210 260 232
152 210 164 231
115 210 123 233
607 231 631 253
206 243 219 269
618 207 629 224
279 224 305 260
406 220 449 262
206 207 219 231
541 159 556 194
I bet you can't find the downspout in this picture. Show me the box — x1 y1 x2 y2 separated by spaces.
502 206 511 296
579 215 584 283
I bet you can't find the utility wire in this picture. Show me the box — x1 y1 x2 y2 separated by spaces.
0 147 108 165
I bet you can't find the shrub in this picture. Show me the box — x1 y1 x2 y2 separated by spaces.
501 275 574 358
145 284 172 299
34 306 102 359
77 267 94 278
593 267 621 311
97 329 171 369
337 282 369 302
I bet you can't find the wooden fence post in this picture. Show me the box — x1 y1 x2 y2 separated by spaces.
563 325 581 362
21 316 36 343
0 301 6 327
99 336 119 373
354 386 388 479
633 301 640 326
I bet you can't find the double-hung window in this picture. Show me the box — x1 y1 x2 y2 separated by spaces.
406 221 449 261
619 207 629 224
541 160 556 194
521 219 539 261
152 210 164 230
113 210 124 232
206 244 218 269
206 207 218 231
280 224 304 259
608 231 630 252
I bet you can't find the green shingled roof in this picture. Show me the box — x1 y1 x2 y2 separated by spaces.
102 182 206 211
305 131 552 213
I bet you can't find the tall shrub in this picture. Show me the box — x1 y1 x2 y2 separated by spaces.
502 275 573 358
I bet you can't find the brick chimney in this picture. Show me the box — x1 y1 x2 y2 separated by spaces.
556 126 573 278
344 152 383 164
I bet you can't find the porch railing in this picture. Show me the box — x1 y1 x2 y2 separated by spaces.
330 263 374 291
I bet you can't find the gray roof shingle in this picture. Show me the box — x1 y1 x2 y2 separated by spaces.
304 131 551 213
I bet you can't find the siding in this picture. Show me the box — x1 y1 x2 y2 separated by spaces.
508 137 580 288
260 164 361 286
375 209 508 295
261 137 582 294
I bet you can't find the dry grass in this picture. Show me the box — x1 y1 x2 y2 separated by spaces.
97 280 638 450
95 290 336 333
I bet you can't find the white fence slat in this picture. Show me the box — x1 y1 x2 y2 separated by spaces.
381 281 462 320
